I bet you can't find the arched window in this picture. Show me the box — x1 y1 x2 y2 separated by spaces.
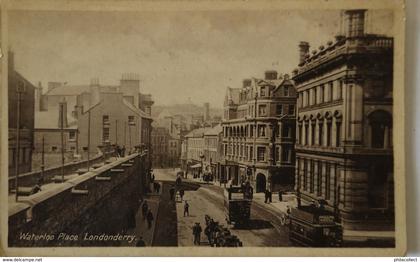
369 110 392 149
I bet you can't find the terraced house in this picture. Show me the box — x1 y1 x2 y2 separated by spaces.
221 71 296 192
292 9 394 245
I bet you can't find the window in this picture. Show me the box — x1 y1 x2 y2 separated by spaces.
338 81 343 100
336 121 342 147
257 147 266 161
305 90 309 106
276 147 280 161
70 146 76 151
282 147 290 162
260 87 266 97
276 104 283 115
69 131 76 140
311 123 316 145
51 146 57 152
320 85 325 103
9 149 14 167
326 122 332 146
283 86 289 96
325 163 331 200
317 162 322 196
288 104 295 115
369 111 392 149
83 146 88 151
128 116 135 125
258 125 266 137
249 146 254 160
282 124 290 138
103 115 109 124
258 104 267 116
303 159 308 191
103 127 110 142
313 88 317 105
310 160 314 193
298 124 303 144
318 122 324 146
250 125 254 137
304 123 309 145
328 82 333 101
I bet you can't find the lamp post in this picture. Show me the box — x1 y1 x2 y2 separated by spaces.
14 81 26 202
87 110 91 171
60 101 65 182
41 135 45 184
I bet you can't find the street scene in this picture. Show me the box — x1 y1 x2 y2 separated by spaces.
5 6 396 249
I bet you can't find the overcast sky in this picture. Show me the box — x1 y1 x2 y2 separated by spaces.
8 9 393 108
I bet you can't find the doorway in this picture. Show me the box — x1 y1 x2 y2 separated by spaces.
256 173 266 193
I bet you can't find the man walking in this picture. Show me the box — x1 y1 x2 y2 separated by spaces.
264 189 269 203
179 189 185 201
146 209 154 229
192 222 202 245
184 201 189 217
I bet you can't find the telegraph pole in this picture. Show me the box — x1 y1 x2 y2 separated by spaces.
41 135 45 184
60 102 65 182
14 88 22 202
87 110 91 171
115 119 118 145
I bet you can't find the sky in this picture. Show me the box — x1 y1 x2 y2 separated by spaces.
8 9 393 108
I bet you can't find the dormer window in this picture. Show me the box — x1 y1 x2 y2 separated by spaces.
260 87 266 97
284 86 289 96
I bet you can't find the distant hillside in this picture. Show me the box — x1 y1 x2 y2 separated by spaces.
152 103 223 119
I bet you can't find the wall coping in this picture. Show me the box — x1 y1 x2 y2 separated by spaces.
8 153 140 218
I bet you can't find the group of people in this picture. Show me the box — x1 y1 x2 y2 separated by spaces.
141 200 154 229
114 144 126 158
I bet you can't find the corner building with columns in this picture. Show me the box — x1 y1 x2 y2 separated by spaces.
221 71 296 193
292 9 394 243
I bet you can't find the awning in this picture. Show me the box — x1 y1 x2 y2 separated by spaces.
190 163 202 169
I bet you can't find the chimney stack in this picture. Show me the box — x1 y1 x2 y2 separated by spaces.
298 41 310 65
242 79 252 88
264 70 278 80
344 9 367 37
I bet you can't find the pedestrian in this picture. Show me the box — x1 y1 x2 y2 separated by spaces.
179 189 185 201
269 190 272 203
136 236 146 247
184 201 189 217
146 209 154 229
169 186 175 200
192 222 202 245
278 190 283 202
121 146 126 157
156 183 161 193
141 200 148 219
151 173 155 183
264 189 269 203
204 224 212 245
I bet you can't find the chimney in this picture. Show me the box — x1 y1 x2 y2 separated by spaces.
344 9 366 37
264 70 278 80
242 79 252 88
89 78 100 105
58 99 68 128
298 41 310 65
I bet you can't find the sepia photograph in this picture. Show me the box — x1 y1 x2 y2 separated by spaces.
0 0 406 257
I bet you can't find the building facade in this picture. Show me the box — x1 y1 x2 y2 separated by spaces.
292 9 394 242
184 128 210 177
222 71 297 192
75 80 153 158
33 100 79 170
203 124 223 181
151 127 170 167
8 51 36 176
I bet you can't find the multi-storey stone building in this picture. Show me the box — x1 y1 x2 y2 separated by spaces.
203 124 223 181
292 9 394 243
221 71 296 192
